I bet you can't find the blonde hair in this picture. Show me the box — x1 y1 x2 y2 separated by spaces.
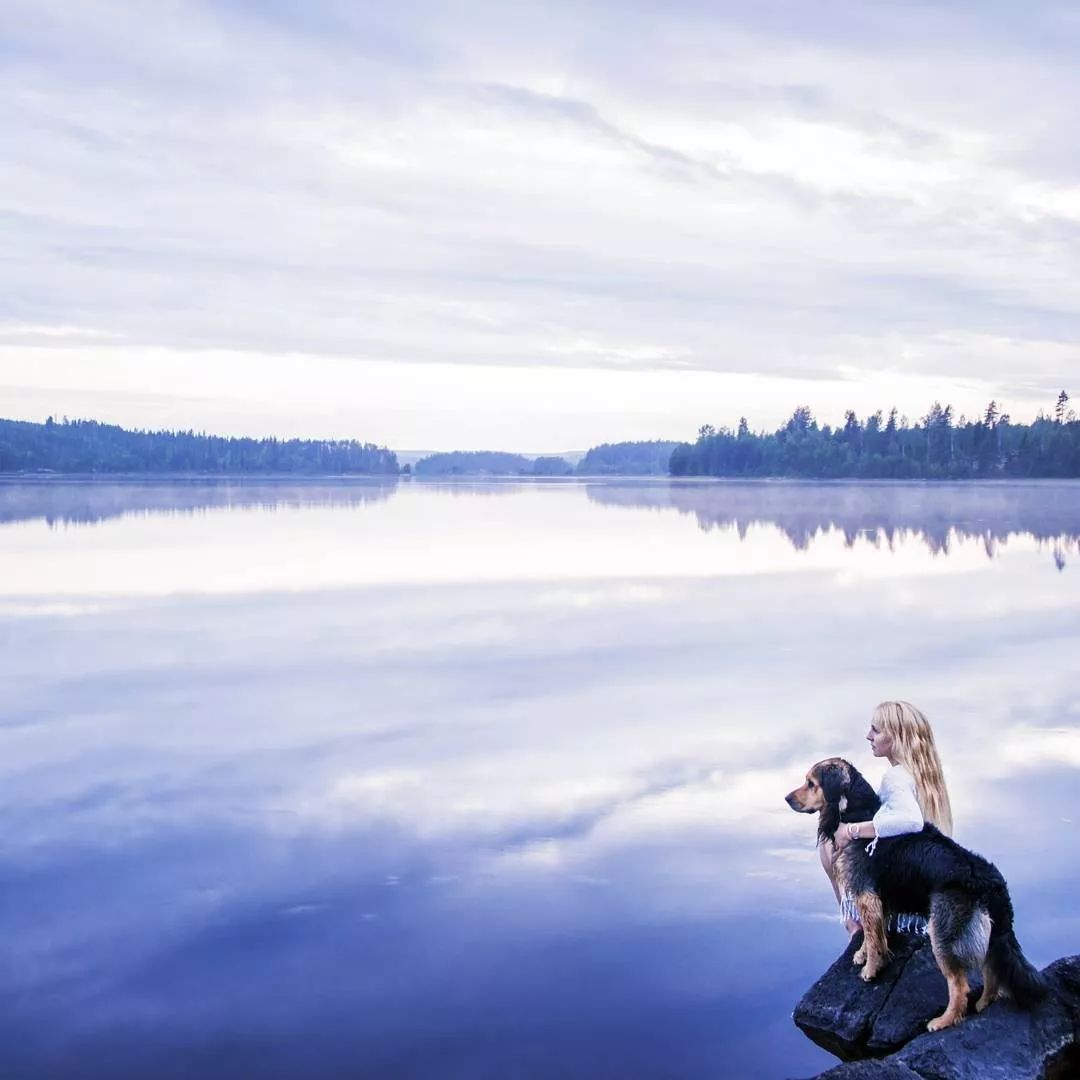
873 700 953 836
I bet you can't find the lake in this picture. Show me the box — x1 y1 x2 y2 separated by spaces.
1 477 1078 1079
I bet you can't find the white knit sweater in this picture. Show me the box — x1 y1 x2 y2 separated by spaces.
871 763 924 840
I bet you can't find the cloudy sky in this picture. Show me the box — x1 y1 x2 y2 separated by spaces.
3 1 1079 451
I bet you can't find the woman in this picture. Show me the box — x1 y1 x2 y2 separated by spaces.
821 700 953 935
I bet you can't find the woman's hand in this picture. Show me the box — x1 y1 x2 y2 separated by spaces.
834 827 852 851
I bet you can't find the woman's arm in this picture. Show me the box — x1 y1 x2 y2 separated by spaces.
871 767 924 838
833 819 875 849
835 768 923 849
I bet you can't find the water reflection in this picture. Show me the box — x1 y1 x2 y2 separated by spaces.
587 479 1080 567
0 477 397 527
0 480 1077 1078
4 479 1080 605
5 477 1077 569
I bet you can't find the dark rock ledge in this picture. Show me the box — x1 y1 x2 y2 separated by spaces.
792 934 1080 1080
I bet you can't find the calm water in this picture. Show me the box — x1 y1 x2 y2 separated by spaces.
2 478 1078 1079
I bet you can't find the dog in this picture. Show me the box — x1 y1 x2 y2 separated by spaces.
786 757 1046 1031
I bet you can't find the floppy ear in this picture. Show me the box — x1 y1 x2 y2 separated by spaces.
816 764 846 844
820 764 847 808
845 771 880 819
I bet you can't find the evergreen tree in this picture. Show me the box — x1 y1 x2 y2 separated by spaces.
577 441 680 476
0 417 399 475
668 399 1080 479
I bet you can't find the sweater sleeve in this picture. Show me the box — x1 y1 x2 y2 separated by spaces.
872 766 924 838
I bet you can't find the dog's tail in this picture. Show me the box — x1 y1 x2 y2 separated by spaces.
985 882 1047 1008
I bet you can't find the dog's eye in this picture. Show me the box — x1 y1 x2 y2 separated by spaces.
807 780 815 789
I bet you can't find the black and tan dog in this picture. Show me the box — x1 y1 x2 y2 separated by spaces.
786 757 1046 1031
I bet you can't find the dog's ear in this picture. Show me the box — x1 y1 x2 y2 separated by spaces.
845 770 880 819
816 763 847 843
820 762 848 808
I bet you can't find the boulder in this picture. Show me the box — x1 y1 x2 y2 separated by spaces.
794 945 1080 1080
794 932 978 1060
806 1063 924 1079
892 956 1080 1080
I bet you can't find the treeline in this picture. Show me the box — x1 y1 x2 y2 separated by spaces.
577 440 678 476
0 417 399 475
413 451 573 476
671 395 1080 479
414 442 676 476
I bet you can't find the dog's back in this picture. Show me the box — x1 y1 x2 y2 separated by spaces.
854 825 999 917
846 809 1047 1014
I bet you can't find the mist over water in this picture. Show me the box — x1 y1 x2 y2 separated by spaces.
2 478 1077 1078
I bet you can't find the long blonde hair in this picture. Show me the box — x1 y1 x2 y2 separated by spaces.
873 700 953 836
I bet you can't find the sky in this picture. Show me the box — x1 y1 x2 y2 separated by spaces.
2 0 1080 452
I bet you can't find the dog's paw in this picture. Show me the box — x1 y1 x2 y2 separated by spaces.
859 966 880 982
974 994 997 1014
852 946 867 965
927 1013 965 1032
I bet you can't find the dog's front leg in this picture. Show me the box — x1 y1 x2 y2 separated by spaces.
854 892 891 981
852 938 867 966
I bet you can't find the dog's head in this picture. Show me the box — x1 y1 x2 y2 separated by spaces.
785 758 880 844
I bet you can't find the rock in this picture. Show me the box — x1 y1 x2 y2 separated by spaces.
892 955 1079 1080
1046 954 1080 999
803 1062 924 1079
795 948 1080 1080
794 932 977 1060
865 942 979 1056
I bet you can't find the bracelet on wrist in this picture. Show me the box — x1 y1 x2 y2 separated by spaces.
848 823 860 840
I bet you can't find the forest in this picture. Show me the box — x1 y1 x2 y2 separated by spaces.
414 444 676 476
670 394 1080 479
413 451 573 476
576 441 679 475
0 417 399 475
5 394 1080 480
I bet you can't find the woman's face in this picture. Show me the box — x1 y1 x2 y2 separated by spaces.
867 721 894 759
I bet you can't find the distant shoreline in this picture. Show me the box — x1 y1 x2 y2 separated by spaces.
3 472 1079 486
0 471 399 483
